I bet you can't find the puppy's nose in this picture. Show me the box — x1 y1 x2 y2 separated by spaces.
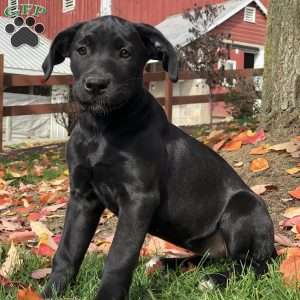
84 76 110 94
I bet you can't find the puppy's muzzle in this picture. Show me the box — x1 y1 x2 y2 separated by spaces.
84 76 111 95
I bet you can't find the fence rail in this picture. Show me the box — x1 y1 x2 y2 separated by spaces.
0 54 263 152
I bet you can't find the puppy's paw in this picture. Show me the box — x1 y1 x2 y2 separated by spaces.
198 272 229 291
198 277 215 291
145 256 164 274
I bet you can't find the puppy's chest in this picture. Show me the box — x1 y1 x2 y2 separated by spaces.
84 139 128 180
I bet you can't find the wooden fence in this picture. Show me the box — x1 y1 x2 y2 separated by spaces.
0 54 263 152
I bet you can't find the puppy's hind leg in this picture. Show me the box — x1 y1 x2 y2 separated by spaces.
200 191 276 290
212 191 275 284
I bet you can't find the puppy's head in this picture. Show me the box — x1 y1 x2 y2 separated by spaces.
43 16 178 114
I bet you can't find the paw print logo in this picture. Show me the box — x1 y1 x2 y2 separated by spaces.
5 16 45 47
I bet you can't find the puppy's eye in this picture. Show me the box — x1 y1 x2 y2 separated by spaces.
77 47 87 56
120 48 130 58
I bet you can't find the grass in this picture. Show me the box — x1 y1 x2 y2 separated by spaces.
1 249 299 300
0 143 67 186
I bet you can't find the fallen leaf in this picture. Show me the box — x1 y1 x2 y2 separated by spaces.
141 236 194 257
17 287 43 300
212 139 226 152
280 255 300 287
289 187 300 200
9 231 36 243
250 145 270 155
233 161 244 168
41 203 66 214
280 216 300 229
1 218 22 231
283 247 300 258
270 141 300 154
206 130 225 143
242 129 266 145
283 207 300 219
0 242 22 278
28 212 44 222
250 158 269 173
270 142 293 151
275 233 300 248
223 140 242 152
287 167 300 175
231 130 249 142
251 184 277 195
32 243 55 257
287 141 300 153
31 268 52 280
30 221 57 250
292 224 300 234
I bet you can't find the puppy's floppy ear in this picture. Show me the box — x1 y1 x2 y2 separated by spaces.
134 23 178 82
42 22 84 80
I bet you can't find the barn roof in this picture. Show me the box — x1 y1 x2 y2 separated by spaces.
156 0 267 48
0 16 71 75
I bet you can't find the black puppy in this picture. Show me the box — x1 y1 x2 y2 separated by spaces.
42 16 275 300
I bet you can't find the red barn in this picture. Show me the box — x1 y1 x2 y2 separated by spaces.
0 0 269 127
0 0 268 39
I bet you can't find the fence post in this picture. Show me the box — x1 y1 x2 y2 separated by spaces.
0 55 3 152
164 73 173 122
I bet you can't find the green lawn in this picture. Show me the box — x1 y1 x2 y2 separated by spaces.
1 249 299 300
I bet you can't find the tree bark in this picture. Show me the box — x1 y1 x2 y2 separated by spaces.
262 0 300 132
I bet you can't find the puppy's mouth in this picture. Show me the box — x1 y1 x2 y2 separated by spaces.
79 95 128 114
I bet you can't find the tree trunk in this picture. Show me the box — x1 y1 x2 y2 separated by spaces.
262 0 300 132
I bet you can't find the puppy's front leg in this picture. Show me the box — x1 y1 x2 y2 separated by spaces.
96 196 158 300
43 190 104 298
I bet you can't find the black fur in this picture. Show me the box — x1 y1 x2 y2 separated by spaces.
42 16 275 300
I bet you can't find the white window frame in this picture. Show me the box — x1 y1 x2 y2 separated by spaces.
244 6 256 23
63 0 76 13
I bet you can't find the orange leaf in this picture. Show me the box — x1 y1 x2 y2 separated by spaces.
223 140 242 152
280 255 300 287
286 247 300 258
231 129 265 145
17 287 43 300
242 129 265 145
289 187 300 200
212 139 226 152
32 243 55 257
27 212 43 222
250 158 269 173
231 131 249 142
250 145 270 155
